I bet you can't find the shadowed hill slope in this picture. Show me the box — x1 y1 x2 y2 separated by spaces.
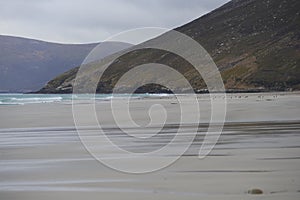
0 35 132 92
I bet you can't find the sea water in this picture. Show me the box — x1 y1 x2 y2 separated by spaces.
0 93 172 105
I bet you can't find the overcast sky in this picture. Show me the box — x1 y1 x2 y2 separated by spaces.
0 0 229 44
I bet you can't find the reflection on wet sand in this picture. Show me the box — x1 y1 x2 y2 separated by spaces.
0 93 300 199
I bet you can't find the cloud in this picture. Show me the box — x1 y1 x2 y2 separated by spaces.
0 0 229 43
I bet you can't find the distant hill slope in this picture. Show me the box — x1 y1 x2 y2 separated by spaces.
0 35 132 92
38 0 300 93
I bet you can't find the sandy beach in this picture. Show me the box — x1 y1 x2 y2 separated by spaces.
0 92 300 199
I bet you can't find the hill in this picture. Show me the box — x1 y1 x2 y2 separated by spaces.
38 0 300 93
0 35 131 92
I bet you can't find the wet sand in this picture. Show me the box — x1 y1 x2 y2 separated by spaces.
0 92 300 199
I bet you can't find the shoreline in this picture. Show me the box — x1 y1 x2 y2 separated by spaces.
0 88 296 94
1 92 300 129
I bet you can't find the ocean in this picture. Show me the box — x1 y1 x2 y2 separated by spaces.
0 93 172 105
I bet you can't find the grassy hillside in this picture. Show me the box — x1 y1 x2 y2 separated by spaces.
38 0 300 93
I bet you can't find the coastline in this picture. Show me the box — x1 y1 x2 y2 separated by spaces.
0 92 299 128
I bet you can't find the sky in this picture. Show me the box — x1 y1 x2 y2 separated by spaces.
0 0 229 44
